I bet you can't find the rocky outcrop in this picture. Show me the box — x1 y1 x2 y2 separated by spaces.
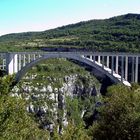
12 74 100 132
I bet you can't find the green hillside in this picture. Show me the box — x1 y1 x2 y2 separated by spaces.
0 13 140 52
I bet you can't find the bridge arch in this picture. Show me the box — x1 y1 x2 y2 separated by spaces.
15 53 121 85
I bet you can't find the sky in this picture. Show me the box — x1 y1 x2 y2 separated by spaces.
0 0 140 36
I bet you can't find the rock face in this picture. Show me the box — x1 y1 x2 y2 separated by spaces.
12 74 100 132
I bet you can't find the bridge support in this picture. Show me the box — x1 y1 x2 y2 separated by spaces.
135 56 139 83
6 53 18 74
98 56 101 63
111 56 114 74
125 56 128 81
121 56 124 82
132 57 135 82
90 55 92 60
18 54 22 71
28 54 31 63
102 56 104 68
107 56 109 67
2 59 5 70
23 54 26 67
115 56 118 74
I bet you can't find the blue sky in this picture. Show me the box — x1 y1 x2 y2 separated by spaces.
0 0 140 35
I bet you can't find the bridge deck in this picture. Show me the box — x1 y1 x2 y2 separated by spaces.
1 52 140 57
0 52 139 86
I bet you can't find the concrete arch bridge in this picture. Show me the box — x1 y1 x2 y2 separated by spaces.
0 52 140 87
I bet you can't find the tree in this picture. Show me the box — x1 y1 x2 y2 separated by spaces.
66 97 82 125
88 84 140 140
0 75 49 140
52 122 91 140
0 75 15 95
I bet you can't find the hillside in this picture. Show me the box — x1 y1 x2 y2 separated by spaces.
0 13 140 52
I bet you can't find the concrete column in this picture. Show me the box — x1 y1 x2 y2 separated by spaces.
18 54 21 71
125 56 128 81
28 54 31 63
135 56 139 83
6 53 18 74
6 53 9 74
14 54 18 73
132 57 135 82
121 56 124 82
90 55 92 60
107 56 109 68
111 56 114 74
39 54 41 58
102 56 104 68
33 54 36 61
2 59 5 70
23 54 26 67
93 55 95 63
115 56 119 74
98 56 101 63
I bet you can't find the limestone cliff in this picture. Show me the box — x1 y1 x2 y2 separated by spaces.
11 58 101 132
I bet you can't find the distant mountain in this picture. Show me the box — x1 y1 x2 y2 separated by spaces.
0 13 140 52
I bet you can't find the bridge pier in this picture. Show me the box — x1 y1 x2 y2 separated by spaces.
90 55 92 60
121 56 124 82
107 56 109 68
135 56 139 83
28 54 31 63
93 56 95 63
23 54 26 67
33 54 36 60
125 56 128 81
111 56 114 74
115 56 118 74
6 53 18 74
102 56 104 68
18 54 22 71
98 56 101 63
2 59 5 70
132 57 135 82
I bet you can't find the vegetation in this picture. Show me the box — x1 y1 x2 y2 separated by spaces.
0 75 49 140
52 122 91 140
0 13 140 52
21 58 100 88
88 84 140 140
1 74 140 139
14 59 100 130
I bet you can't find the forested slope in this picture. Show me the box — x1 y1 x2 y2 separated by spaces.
0 13 140 52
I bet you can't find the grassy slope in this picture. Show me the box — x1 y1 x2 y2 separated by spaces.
0 13 140 52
